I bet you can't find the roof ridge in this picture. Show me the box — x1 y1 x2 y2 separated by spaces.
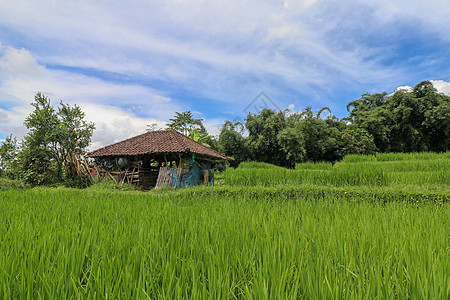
89 130 167 155
86 129 228 160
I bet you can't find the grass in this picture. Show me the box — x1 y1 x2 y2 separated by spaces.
226 152 450 189
238 161 282 169
342 151 450 163
0 151 448 298
0 188 448 299
295 161 333 170
224 168 390 187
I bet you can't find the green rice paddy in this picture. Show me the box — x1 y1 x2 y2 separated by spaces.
0 152 449 298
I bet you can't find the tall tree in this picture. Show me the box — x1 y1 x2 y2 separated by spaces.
57 101 96 179
347 81 450 152
0 134 20 179
218 121 248 166
346 92 391 152
166 111 207 137
245 109 286 166
21 92 95 184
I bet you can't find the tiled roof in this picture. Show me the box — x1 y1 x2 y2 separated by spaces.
86 130 228 160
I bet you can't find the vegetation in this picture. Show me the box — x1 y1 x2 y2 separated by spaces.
0 134 20 179
217 121 248 166
0 93 95 186
0 152 448 298
347 81 450 152
166 111 207 137
165 111 217 149
0 83 448 297
218 80 449 167
225 152 449 191
2 80 448 187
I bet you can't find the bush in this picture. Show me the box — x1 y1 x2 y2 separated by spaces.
87 179 138 192
0 178 26 190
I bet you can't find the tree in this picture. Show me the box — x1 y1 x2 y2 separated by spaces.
339 126 376 156
297 116 340 162
166 111 207 137
347 81 450 152
245 109 286 166
218 121 248 166
57 101 96 179
346 92 391 152
277 125 306 168
146 123 160 131
0 134 20 179
278 106 343 164
21 92 95 185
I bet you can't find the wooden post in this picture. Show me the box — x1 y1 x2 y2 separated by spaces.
203 169 209 185
105 169 116 181
129 166 136 184
122 167 129 185
75 153 82 176
82 155 94 183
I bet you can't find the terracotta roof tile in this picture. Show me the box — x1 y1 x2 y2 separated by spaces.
86 130 228 160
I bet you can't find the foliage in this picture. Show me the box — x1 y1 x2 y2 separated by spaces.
277 125 306 168
57 101 96 179
339 125 376 156
0 173 447 298
217 80 449 166
0 134 21 179
146 123 160 131
218 121 249 166
166 111 207 136
347 81 450 152
242 106 344 167
245 109 286 166
20 92 95 185
0 177 26 190
19 146 56 185
189 128 212 147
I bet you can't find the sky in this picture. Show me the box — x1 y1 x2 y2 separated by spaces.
1 0 450 149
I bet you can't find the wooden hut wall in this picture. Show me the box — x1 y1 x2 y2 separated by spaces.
93 152 224 190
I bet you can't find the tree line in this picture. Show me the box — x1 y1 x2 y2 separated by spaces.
216 80 449 167
1 80 449 185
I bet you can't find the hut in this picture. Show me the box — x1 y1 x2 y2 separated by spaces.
86 130 228 189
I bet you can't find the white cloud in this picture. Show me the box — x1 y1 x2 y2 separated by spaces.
203 118 223 138
431 80 450 96
79 102 167 150
0 0 416 105
0 46 177 147
392 80 450 96
153 95 171 103
393 86 413 94
0 111 8 123
1 0 450 145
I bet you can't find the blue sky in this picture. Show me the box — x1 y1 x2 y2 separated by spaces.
1 0 450 148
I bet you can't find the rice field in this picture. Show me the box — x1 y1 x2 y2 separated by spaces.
225 152 450 190
0 152 449 298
